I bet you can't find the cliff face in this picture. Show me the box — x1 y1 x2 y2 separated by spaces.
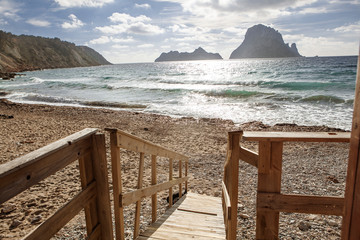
230 24 302 59
155 47 223 62
0 31 110 74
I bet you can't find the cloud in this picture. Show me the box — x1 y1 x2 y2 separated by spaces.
96 13 165 35
134 3 151 9
26 18 51 27
54 0 114 8
138 44 154 48
0 0 21 21
88 35 135 44
61 14 84 29
332 21 360 33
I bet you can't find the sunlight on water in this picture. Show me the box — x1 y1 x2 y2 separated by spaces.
0 57 357 130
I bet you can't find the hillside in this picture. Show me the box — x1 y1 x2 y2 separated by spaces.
230 24 302 59
155 47 223 62
0 31 110 78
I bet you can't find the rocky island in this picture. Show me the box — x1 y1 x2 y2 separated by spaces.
155 47 223 62
0 31 110 79
230 24 302 59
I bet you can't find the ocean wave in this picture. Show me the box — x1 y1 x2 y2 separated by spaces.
301 95 346 104
82 101 147 109
205 90 266 98
264 81 333 91
23 94 75 104
30 77 45 83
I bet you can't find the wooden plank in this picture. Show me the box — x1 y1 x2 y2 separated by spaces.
109 131 125 240
137 193 226 240
79 153 98 235
0 135 93 204
151 155 157 223
243 131 350 142
24 182 96 240
258 193 345 216
91 133 114 239
224 131 241 240
179 160 182 198
256 141 283 239
185 161 188 193
134 152 145 239
105 128 188 161
221 181 231 220
342 51 360 240
87 224 101 240
239 146 258 167
169 158 173 207
121 177 189 207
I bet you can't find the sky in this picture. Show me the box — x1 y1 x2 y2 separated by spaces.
0 0 359 63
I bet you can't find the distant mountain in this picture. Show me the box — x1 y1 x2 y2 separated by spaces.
155 47 223 62
230 24 302 59
0 31 110 77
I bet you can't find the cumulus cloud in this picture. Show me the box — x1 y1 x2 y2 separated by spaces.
26 18 51 27
134 3 151 9
0 0 21 21
332 21 360 33
61 14 84 29
54 0 114 8
96 13 165 35
138 44 154 48
88 35 135 44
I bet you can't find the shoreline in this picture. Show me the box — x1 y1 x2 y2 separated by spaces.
0 100 350 239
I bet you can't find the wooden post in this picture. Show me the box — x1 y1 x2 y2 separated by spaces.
78 152 98 236
179 160 182 198
91 133 113 240
224 131 241 240
134 152 145 239
256 141 283 239
109 130 125 240
342 50 360 239
151 155 157 223
185 161 188 193
169 158 173 207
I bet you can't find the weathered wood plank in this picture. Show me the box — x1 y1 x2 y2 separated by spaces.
24 182 96 240
121 177 189 207
243 131 350 142
258 193 345 216
151 155 157 223
0 132 94 204
221 181 231 222
134 152 145 239
169 158 173 207
137 193 226 240
109 131 125 240
105 128 188 161
256 141 283 239
342 51 360 240
91 133 113 239
239 146 258 167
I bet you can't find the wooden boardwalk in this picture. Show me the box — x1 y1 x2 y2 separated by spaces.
137 192 226 240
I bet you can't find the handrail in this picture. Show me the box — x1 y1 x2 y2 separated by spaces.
0 128 113 240
106 128 189 240
225 130 351 239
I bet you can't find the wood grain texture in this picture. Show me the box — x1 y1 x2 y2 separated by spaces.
243 131 350 142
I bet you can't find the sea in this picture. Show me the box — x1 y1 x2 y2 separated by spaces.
0 56 358 130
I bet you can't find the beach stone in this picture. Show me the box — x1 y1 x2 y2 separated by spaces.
30 215 42 224
298 221 311 231
9 220 21 229
2 204 16 214
326 220 339 227
239 213 250 219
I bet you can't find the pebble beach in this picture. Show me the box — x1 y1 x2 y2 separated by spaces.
0 99 350 239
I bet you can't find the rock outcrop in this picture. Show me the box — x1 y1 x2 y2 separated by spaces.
229 24 302 59
155 47 223 62
0 31 110 79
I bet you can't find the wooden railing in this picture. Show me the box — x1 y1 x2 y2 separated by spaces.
106 128 189 240
0 128 113 240
223 130 352 239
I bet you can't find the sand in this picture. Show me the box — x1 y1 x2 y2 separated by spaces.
0 99 350 239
